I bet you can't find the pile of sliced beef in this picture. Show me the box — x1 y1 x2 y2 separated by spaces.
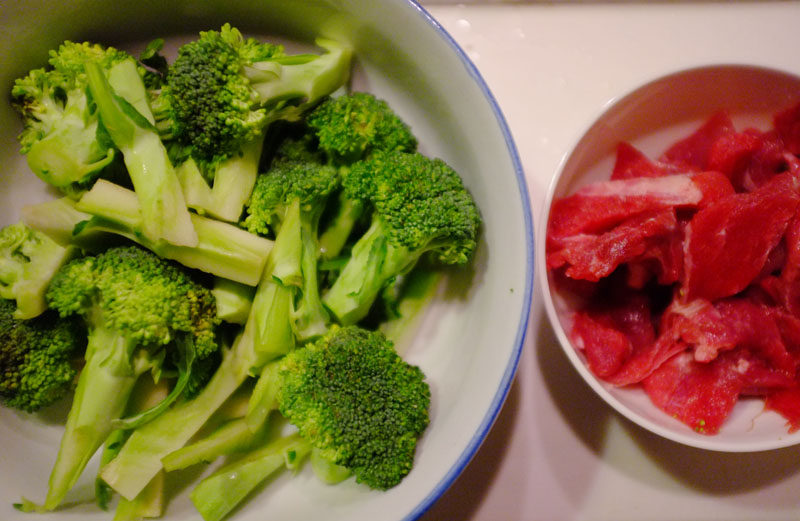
547 103 800 434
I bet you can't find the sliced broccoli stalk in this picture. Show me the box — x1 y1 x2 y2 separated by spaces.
44 327 157 510
20 198 91 246
0 221 77 319
10 42 128 196
190 432 311 521
0 299 82 413
42 246 220 510
74 180 273 286
323 151 481 325
177 138 265 223
85 59 198 247
112 470 164 521
212 277 254 325
99 205 304 500
161 416 270 472
378 267 443 349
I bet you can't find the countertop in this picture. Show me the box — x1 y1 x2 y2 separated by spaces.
416 2 800 521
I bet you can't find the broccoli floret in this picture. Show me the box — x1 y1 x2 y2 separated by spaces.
190 325 430 521
323 151 481 324
41 245 220 510
0 221 77 319
84 57 198 247
306 92 417 260
161 24 351 164
307 92 417 164
0 299 83 413
10 41 127 196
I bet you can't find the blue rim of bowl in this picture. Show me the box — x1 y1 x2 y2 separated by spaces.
400 1 534 519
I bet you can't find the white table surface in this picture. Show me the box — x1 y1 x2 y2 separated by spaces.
417 2 800 520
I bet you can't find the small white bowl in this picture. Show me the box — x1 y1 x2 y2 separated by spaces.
538 64 800 452
0 1 534 520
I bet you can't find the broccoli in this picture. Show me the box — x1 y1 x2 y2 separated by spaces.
0 299 83 413
10 41 127 196
158 24 351 164
242 146 339 341
190 325 431 521
84 57 198 247
22 181 274 286
307 92 418 260
307 92 417 164
0 221 77 319
174 137 265 223
98 202 309 501
323 151 481 324
40 245 220 510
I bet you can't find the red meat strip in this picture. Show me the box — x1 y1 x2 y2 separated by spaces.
683 172 800 302
547 209 677 282
765 388 800 433
624 223 684 288
642 351 741 434
774 101 800 155
643 348 795 435
660 111 736 171
547 171 734 248
570 290 657 379
611 142 680 180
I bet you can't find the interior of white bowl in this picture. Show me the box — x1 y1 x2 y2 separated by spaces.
538 64 800 452
0 1 533 520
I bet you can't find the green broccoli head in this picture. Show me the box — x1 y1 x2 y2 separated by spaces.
163 24 351 163
0 299 83 413
345 150 481 265
243 157 339 236
10 41 130 195
307 92 417 163
0 221 76 319
277 325 430 490
46 245 219 358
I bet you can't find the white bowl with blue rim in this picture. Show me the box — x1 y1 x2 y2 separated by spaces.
0 0 534 519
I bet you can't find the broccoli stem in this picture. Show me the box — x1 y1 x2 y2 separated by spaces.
190 432 311 521
209 138 264 222
177 139 264 223
44 326 147 510
318 193 364 260
75 180 273 286
292 214 330 341
323 218 420 325
246 361 280 432
98 323 256 500
112 470 164 521
310 447 352 485
85 59 198 248
212 277 254 325
161 416 267 472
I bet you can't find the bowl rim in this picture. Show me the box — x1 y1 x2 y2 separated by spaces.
536 62 800 453
403 0 534 518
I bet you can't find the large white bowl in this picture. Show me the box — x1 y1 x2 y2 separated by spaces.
538 64 800 452
0 2 534 520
